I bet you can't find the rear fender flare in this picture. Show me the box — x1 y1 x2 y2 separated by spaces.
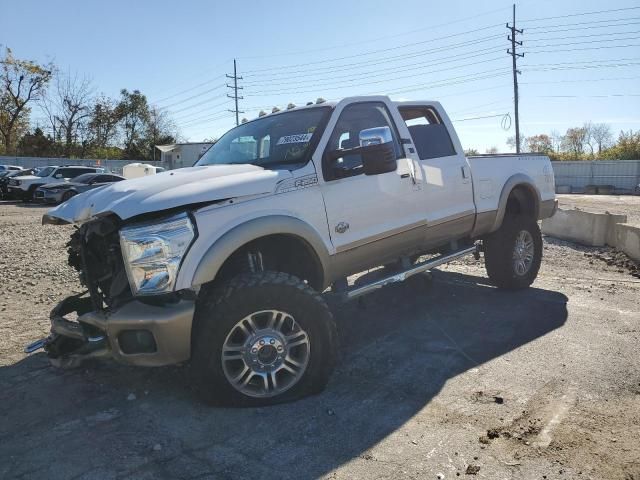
491 174 541 232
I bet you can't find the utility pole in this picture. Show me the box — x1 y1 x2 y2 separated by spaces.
226 59 244 126
507 3 524 153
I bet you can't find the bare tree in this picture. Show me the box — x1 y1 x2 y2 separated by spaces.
485 146 499 154
583 122 595 156
146 106 177 154
591 123 613 155
507 134 527 153
550 130 563 153
0 47 53 153
50 72 94 157
563 127 588 158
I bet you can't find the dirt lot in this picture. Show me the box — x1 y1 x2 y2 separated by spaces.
558 194 640 226
1 203 639 480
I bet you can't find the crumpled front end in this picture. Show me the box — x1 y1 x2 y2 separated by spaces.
26 215 195 367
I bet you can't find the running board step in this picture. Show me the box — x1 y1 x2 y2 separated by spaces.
343 244 479 301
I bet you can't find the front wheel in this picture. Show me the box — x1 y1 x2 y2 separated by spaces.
191 271 337 406
61 190 76 203
483 215 542 290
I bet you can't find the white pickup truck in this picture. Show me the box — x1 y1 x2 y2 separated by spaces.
29 96 556 406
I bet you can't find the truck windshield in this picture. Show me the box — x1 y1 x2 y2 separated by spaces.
196 107 330 170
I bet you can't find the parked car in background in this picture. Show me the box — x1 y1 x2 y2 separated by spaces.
0 165 23 172
7 165 106 201
34 173 125 204
0 169 37 199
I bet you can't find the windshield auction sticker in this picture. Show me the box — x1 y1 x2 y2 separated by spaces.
276 133 313 145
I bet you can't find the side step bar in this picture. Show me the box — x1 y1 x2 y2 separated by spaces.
343 244 479 301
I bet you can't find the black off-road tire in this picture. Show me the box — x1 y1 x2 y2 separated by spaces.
191 271 338 407
23 185 38 202
483 214 542 290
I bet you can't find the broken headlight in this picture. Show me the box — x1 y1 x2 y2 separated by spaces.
119 213 195 296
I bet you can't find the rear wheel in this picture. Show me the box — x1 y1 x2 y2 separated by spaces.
191 271 337 406
483 214 542 289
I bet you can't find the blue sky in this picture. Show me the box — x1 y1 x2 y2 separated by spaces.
2 0 639 152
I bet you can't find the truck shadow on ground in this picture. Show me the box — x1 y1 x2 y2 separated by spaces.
0 270 568 480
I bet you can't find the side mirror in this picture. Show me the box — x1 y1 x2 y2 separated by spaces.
358 126 397 176
54 174 62 179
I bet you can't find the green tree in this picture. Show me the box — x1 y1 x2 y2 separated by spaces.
602 130 640 160
17 127 56 156
116 89 149 159
88 95 120 151
0 47 53 154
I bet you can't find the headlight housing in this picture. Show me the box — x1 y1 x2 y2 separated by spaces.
119 213 196 296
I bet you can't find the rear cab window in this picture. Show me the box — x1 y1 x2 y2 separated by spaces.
399 106 457 160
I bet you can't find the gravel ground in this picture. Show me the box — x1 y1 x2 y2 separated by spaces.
558 194 640 226
1 203 639 480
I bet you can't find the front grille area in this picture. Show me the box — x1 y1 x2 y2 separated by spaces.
35 191 44 198
68 216 132 310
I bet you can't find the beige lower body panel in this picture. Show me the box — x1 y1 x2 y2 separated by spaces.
539 199 558 219
80 300 194 366
328 212 475 282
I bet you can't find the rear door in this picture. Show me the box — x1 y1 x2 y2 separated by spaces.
397 103 475 228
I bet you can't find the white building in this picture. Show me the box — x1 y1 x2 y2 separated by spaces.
155 142 214 170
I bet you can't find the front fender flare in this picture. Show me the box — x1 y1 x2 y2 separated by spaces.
190 215 331 289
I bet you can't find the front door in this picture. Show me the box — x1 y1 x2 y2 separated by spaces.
319 100 426 257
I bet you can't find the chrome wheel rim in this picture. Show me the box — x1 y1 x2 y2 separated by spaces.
221 310 310 398
513 230 535 276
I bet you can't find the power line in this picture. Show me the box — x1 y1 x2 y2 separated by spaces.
152 75 226 105
243 29 504 75
237 6 509 59
172 99 233 121
526 34 640 45
533 94 640 98
243 48 505 88
242 44 504 85
527 43 640 55
245 55 506 94
520 75 640 85
179 111 236 128
526 18 640 32
159 84 227 109
526 30 640 43
169 95 230 116
520 5 640 23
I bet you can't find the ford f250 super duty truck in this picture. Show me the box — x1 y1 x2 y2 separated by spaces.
26 96 556 406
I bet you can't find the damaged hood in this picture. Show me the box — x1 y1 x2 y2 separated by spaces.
45 164 290 224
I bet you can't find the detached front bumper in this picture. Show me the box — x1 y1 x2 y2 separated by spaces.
27 294 195 367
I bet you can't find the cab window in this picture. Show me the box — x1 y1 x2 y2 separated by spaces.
399 106 456 160
324 102 401 180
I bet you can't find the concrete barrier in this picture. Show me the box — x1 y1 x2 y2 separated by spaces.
541 208 627 247
612 223 640 262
